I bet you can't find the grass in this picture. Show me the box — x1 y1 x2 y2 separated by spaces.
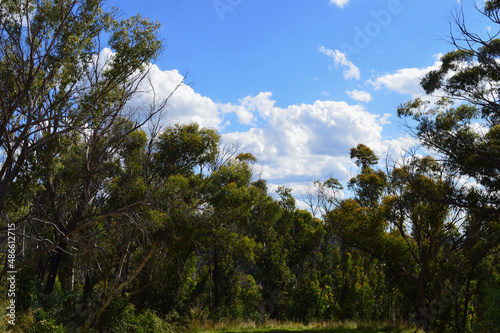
185 319 424 333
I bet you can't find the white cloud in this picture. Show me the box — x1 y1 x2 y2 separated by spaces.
367 58 442 98
222 92 411 185
329 0 351 8
131 61 417 201
319 46 360 80
378 113 392 125
375 135 420 164
219 93 276 125
346 89 372 102
133 64 223 129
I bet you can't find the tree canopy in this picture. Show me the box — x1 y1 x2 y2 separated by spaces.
1 1 500 332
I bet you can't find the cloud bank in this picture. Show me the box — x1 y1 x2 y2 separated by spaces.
131 52 417 196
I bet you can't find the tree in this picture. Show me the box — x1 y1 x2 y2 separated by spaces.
348 144 387 208
0 2 201 329
153 123 220 179
397 0 500 215
0 0 163 215
383 157 463 330
0 0 171 279
396 3 500 329
324 145 486 331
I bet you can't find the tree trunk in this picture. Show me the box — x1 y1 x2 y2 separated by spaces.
462 278 471 333
213 248 220 308
90 243 157 328
415 280 431 331
42 245 67 294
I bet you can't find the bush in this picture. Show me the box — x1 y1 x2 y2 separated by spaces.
475 287 500 333
96 296 176 333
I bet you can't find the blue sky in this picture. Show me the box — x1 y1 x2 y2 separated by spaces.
107 0 491 205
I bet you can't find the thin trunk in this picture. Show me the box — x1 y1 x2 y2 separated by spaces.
462 278 471 333
82 272 93 304
213 248 220 308
90 242 157 328
71 262 75 291
208 250 212 311
455 299 460 333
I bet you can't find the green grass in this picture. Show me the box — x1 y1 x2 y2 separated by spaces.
185 320 424 333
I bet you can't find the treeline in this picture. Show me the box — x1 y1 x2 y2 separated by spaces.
1 1 500 332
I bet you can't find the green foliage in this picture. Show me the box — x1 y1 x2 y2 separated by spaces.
391 2 500 330
476 287 500 332
350 144 379 170
95 295 175 333
154 123 220 178
33 313 66 333
348 144 387 207
2 1 500 332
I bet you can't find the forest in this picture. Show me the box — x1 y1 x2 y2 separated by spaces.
1 0 500 332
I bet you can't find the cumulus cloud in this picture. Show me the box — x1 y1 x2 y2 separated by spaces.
367 58 442 98
137 65 223 129
219 93 276 125
222 92 412 185
329 0 351 8
378 113 392 125
346 89 372 102
130 59 417 200
319 46 360 80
